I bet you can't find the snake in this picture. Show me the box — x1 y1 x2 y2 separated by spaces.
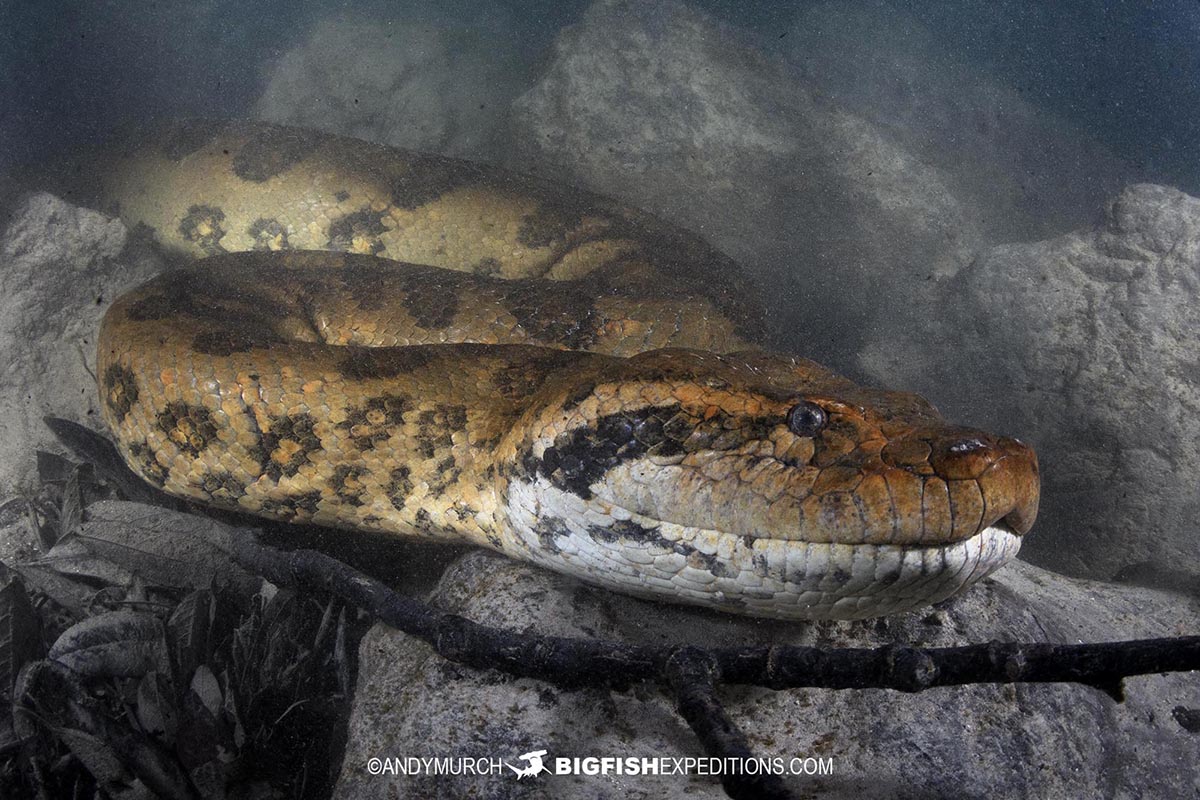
88 119 1039 620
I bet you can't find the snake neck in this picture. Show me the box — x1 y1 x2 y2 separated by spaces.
98 289 610 546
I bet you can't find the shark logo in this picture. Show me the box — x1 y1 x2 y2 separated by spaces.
507 749 549 779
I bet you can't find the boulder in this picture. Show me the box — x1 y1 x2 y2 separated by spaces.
506 0 1130 364
507 0 985 362
336 549 1200 799
254 10 527 161
785 0 1131 242
860 184 1200 581
0 193 160 499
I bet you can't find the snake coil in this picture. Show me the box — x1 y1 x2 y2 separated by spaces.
91 120 1039 620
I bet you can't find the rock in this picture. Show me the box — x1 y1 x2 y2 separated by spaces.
785 0 1131 243
506 0 1129 364
335 549 1199 799
507 0 984 362
254 10 527 161
0 193 161 498
859 184 1200 581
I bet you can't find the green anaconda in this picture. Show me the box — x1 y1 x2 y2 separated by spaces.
89 119 1039 620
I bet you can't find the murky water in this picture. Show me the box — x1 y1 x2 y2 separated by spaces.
2 2 1197 798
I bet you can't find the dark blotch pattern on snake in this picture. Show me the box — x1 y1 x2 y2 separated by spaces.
90 119 1039 620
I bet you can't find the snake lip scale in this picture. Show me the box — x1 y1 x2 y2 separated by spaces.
87 119 1040 621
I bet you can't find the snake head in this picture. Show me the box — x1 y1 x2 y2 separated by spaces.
495 348 1039 620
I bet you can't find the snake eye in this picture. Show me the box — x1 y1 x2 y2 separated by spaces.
786 401 827 437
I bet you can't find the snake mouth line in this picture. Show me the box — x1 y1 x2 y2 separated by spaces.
519 484 1025 620
602 498 1032 551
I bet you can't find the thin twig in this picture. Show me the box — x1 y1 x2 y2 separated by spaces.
666 646 795 800
224 532 1200 800
227 539 1200 700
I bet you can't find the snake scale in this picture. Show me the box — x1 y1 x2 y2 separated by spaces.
90 119 1039 620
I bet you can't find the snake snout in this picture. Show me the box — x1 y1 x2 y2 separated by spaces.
927 429 1040 536
995 439 1040 536
879 425 1039 540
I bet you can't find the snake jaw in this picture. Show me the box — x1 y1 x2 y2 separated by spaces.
490 351 1041 619
499 469 1027 620
571 406 1041 549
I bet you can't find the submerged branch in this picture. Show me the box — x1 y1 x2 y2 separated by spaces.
666 646 794 800
222 533 1198 800
227 537 1200 700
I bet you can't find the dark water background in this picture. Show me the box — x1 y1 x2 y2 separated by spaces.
3 0 1198 193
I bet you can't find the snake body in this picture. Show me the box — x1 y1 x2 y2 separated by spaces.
92 120 1039 620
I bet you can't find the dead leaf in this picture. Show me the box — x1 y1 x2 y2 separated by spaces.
169 589 223 690
12 562 98 618
190 665 223 719
75 502 261 601
49 610 168 678
39 534 137 586
0 574 43 700
18 659 199 799
136 670 178 742
36 450 76 485
42 417 179 508
59 463 85 542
